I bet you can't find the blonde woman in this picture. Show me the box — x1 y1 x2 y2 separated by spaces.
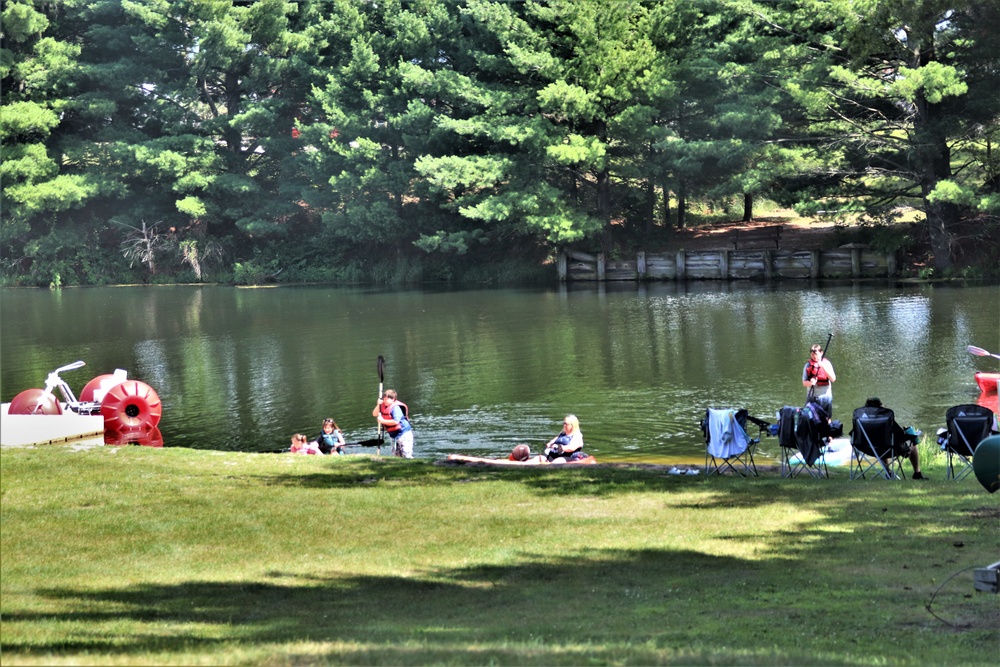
544 414 585 462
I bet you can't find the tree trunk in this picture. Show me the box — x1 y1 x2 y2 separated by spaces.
392 144 403 213
677 180 687 230
643 143 655 234
915 120 955 269
925 200 958 269
644 178 655 235
743 193 753 222
910 25 954 270
223 71 242 156
598 166 612 253
595 117 612 254
661 183 671 227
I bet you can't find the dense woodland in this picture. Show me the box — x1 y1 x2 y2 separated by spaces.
2 0 999 286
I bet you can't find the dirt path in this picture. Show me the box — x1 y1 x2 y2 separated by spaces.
667 216 841 251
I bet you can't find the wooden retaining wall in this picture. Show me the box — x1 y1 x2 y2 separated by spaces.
558 246 896 282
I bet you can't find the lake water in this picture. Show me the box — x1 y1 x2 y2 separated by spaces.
1 282 997 462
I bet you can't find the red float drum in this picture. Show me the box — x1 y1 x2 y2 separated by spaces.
100 381 162 431
79 374 123 402
8 388 63 415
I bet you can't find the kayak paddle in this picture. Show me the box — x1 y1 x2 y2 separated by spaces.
807 333 833 401
376 355 386 456
967 345 1000 361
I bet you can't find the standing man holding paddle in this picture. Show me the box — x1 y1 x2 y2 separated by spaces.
802 338 837 417
374 389 414 459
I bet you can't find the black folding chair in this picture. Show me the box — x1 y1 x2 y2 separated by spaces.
849 406 905 480
943 404 996 481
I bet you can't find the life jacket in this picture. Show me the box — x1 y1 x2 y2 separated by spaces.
379 400 410 435
805 360 830 386
315 431 341 455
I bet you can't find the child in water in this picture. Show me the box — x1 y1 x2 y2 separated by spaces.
314 418 346 455
290 433 322 455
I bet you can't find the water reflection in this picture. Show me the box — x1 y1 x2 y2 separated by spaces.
1 282 998 462
105 427 164 448
979 392 999 415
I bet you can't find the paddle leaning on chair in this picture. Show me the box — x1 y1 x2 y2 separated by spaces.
776 404 830 479
700 408 770 477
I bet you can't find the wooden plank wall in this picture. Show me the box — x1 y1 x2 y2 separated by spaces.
561 248 893 281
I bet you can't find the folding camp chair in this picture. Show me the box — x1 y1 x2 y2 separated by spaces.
777 405 829 478
943 404 996 481
701 408 768 477
849 406 905 480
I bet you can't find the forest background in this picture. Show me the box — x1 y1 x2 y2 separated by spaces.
2 0 999 287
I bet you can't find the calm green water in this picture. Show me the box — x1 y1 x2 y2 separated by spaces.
1 283 997 462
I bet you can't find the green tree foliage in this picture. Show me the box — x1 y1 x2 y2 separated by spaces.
2 0 92 282
756 0 1000 269
109 0 319 238
1 0 998 284
307 0 460 253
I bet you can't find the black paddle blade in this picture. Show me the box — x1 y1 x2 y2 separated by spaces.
346 438 385 448
377 355 385 382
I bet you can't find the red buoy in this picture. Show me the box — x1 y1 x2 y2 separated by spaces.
8 388 63 415
100 381 162 431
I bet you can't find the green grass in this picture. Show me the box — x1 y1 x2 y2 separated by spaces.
1 447 997 665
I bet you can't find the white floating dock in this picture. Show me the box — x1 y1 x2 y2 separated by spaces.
1 403 105 446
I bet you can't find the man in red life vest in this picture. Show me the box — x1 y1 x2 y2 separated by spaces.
373 389 413 458
802 343 837 417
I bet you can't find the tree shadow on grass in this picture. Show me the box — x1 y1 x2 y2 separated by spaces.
255 458 759 498
0 548 927 664
5 495 997 664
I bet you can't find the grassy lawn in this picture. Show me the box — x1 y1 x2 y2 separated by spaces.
1 447 997 665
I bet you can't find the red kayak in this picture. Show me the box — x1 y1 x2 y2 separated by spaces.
975 372 999 394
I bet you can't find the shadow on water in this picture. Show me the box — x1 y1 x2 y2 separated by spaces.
6 482 996 664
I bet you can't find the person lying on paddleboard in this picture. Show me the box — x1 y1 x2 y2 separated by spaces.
544 414 589 462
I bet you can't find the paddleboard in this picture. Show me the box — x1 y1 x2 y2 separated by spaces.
445 454 597 466
788 437 853 467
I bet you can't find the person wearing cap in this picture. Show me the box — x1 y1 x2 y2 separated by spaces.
864 397 927 480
